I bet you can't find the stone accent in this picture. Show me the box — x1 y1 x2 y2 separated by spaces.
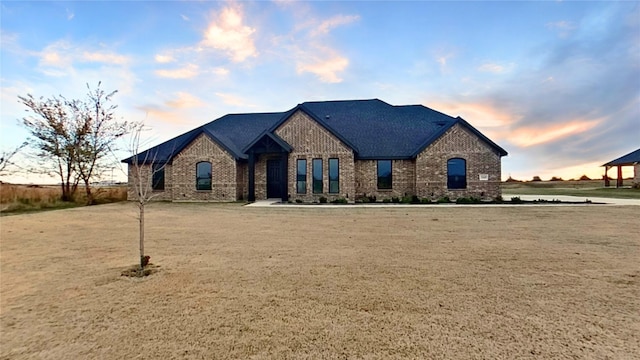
170 134 237 201
355 160 415 200
415 123 502 200
275 110 355 202
634 164 640 186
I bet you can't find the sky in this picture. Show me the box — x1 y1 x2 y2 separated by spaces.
1 0 639 183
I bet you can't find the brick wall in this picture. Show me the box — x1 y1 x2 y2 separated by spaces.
275 110 355 202
170 134 237 201
355 159 415 200
415 123 502 200
127 163 173 201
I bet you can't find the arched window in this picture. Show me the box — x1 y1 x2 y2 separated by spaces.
447 158 466 189
196 161 212 190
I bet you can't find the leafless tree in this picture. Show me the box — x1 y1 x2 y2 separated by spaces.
20 94 82 201
19 82 128 203
128 122 169 270
0 142 28 177
70 83 129 204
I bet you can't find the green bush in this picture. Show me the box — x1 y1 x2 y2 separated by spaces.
319 196 328 203
511 196 523 204
295 199 303 203
382 198 391 203
330 197 348 204
420 198 431 204
437 196 451 203
391 197 400 203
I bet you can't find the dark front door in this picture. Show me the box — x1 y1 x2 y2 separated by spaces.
266 159 282 198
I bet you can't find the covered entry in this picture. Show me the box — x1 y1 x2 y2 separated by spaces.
244 133 292 202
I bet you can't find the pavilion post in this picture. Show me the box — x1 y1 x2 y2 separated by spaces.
617 165 623 188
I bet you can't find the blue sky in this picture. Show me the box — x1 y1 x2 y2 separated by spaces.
1 0 638 183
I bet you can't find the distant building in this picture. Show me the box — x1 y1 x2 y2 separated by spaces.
602 148 640 187
122 99 508 202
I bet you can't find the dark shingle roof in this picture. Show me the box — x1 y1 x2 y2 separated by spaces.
122 99 507 164
602 148 640 166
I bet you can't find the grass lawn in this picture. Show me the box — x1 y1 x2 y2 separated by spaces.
1 202 638 359
502 179 640 199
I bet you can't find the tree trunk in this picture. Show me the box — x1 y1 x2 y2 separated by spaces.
84 181 94 205
139 201 145 269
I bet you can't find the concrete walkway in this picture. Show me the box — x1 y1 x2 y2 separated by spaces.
245 195 639 207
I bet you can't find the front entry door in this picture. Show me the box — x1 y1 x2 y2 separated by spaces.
266 159 282 198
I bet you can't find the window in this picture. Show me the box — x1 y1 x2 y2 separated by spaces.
329 158 339 193
447 158 466 189
296 159 307 194
312 158 323 193
152 164 165 191
196 161 212 190
377 160 392 189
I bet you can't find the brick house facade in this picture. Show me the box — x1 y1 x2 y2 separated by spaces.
124 99 508 202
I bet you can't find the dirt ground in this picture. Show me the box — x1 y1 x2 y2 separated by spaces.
1 202 638 359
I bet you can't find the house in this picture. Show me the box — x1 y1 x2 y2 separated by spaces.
122 99 508 202
602 148 640 188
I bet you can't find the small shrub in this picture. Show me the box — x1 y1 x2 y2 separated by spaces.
420 198 431 204
494 195 503 203
382 198 391 203
391 197 400 203
437 196 450 203
368 195 377 203
295 199 303 203
550 176 563 182
456 197 471 204
401 196 412 204
511 196 523 204
531 176 542 182
330 197 348 204
319 196 328 203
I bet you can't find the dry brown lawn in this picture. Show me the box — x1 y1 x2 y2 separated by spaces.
1 203 639 359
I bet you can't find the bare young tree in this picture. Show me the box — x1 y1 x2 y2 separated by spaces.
0 142 28 177
19 83 129 203
127 122 169 270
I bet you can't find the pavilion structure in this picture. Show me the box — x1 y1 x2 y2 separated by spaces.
602 148 640 188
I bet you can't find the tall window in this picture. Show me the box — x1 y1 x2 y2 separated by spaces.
152 163 165 191
196 161 212 190
447 158 466 189
312 158 323 193
329 158 339 193
377 160 392 189
296 159 307 194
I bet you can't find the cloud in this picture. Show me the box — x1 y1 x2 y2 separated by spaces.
211 67 229 76
201 5 257 62
165 92 204 108
83 51 129 65
296 54 349 83
180 14 190 22
508 119 601 147
215 92 256 107
36 40 131 73
66 8 75 20
155 64 199 79
154 54 175 63
477 62 514 74
546 20 576 37
311 14 360 36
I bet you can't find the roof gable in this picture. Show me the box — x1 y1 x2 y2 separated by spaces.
122 99 508 164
